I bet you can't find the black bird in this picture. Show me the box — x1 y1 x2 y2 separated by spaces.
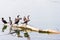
9 17 12 33
23 15 30 25
15 15 22 24
2 18 8 32
2 18 7 24
9 17 12 25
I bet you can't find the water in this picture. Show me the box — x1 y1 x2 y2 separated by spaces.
0 0 60 40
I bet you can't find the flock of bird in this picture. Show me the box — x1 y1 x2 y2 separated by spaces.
1 15 30 37
1 15 60 40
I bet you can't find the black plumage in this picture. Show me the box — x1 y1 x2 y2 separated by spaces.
14 15 21 24
23 15 30 25
2 18 7 24
15 19 19 24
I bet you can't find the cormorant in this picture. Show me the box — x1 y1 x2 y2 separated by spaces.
9 17 12 25
14 15 22 37
9 17 12 33
14 15 22 24
23 15 30 25
2 18 7 24
2 18 7 32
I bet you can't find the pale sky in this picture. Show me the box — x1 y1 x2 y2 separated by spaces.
0 0 60 40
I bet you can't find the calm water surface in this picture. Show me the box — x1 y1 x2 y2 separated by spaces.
0 0 60 40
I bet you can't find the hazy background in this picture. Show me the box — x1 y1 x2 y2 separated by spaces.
0 0 60 40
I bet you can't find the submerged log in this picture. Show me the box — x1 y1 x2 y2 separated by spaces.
12 24 60 34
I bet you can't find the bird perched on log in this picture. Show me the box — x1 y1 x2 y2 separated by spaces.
14 15 22 37
9 17 12 25
2 18 8 32
14 15 22 24
23 15 30 25
2 18 7 24
9 17 13 33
